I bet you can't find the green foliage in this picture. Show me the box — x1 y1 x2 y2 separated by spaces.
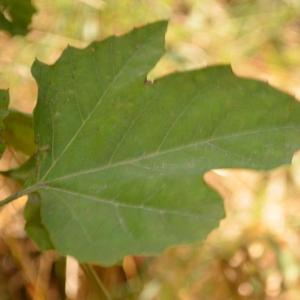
0 0 36 35
24 21 300 264
24 193 53 250
0 2 299 299
1 21 299 265
2 110 35 156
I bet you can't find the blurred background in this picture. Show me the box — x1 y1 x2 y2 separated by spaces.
1 0 300 299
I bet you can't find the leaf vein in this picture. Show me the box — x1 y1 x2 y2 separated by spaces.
40 32 159 181
43 185 203 219
44 125 299 183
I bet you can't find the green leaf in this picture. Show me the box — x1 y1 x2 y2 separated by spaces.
18 21 300 264
0 0 36 35
24 193 53 250
2 110 35 156
0 90 9 156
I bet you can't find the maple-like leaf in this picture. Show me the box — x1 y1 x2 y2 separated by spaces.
3 21 300 264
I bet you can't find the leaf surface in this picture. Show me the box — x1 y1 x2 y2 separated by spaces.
2 110 35 156
23 21 300 264
24 193 53 250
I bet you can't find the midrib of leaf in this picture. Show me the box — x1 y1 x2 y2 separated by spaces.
39 30 162 182
40 125 299 184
